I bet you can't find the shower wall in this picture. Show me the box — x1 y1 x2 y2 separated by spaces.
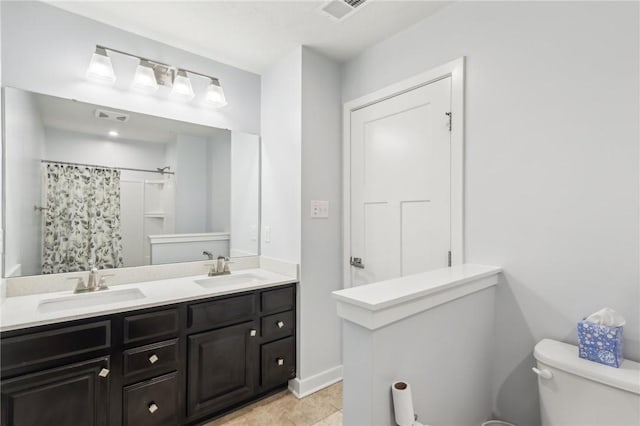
166 132 232 235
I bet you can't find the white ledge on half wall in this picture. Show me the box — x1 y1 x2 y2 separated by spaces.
148 232 230 244
332 264 502 330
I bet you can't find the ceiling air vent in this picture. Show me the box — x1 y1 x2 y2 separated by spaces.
94 108 130 122
319 0 370 22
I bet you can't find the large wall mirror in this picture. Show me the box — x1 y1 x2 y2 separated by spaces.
3 87 260 278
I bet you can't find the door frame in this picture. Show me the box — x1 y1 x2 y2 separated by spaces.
342 57 465 288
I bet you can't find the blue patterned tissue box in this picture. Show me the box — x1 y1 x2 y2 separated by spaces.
577 319 623 368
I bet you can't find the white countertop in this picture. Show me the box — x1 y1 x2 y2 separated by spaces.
333 264 502 329
1 268 297 332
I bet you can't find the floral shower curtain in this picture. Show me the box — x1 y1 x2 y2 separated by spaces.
42 163 124 274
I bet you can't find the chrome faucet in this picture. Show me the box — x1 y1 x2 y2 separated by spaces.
205 255 232 277
70 267 112 293
88 267 99 289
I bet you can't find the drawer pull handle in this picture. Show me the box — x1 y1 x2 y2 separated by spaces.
148 402 159 414
250 329 257 337
277 321 285 329
276 358 285 366
98 368 110 378
149 354 159 364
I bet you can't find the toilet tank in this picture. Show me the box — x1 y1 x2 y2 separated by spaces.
534 339 640 426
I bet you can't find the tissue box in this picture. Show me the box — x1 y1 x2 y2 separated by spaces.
577 319 623 368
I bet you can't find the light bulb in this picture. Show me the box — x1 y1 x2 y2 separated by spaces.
132 60 158 94
170 70 194 101
86 47 116 85
205 79 227 108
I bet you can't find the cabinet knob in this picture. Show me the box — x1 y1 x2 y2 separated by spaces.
148 402 159 414
276 358 285 366
250 329 257 337
277 321 285 329
98 368 110 378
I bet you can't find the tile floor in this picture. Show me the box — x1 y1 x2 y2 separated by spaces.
205 382 343 426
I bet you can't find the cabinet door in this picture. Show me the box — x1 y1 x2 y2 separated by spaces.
187 321 257 418
1 356 110 426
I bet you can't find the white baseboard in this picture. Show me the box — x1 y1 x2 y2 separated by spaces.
288 365 343 399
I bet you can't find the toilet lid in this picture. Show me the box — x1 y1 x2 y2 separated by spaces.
534 339 640 395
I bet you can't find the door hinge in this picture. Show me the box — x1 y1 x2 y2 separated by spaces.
445 112 452 132
447 251 452 267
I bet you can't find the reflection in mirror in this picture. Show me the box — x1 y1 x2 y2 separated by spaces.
3 88 260 277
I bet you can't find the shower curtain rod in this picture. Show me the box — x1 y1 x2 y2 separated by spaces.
41 160 175 175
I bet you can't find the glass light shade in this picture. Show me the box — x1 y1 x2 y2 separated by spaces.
205 80 227 108
131 60 158 94
86 47 116 85
170 70 195 101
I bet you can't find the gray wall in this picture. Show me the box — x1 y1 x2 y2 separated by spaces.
0 1 260 134
230 132 260 257
3 89 44 276
172 134 209 234
207 132 231 233
260 47 302 263
341 2 639 425
343 287 496 426
299 48 343 381
260 46 343 392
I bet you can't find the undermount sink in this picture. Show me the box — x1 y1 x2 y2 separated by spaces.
37 288 146 313
194 273 267 288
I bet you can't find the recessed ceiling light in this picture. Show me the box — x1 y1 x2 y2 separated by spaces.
108 130 119 137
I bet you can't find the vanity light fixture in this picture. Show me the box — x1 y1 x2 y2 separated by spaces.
85 45 227 107
132 59 159 94
204 78 227 108
170 70 195 102
86 46 116 85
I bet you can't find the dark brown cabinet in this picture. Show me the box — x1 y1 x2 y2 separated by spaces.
1 356 111 426
0 282 296 426
123 372 179 426
187 321 258 417
261 337 295 389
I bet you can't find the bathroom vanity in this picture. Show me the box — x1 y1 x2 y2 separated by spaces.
0 274 297 426
0 81 291 425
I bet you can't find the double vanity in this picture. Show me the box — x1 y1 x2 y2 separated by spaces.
0 264 298 425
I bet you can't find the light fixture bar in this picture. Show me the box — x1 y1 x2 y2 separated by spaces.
94 45 222 90
88 44 227 106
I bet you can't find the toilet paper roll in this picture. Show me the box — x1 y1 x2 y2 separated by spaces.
391 381 415 426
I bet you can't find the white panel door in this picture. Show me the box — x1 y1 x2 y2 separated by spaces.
350 77 452 286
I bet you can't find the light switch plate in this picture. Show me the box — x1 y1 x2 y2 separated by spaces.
264 226 271 243
310 200 329 218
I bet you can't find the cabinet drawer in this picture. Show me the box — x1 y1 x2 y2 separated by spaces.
123 372 178 426
261 310 294 341
260 286 294 314
261 337 295 389
123 309 178 346
188 293 255 331
1 320 110 376
123 339 178 381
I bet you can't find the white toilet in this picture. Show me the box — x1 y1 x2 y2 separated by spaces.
533 338 640 425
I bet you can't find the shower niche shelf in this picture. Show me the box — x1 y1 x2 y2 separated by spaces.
144 212 166 219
